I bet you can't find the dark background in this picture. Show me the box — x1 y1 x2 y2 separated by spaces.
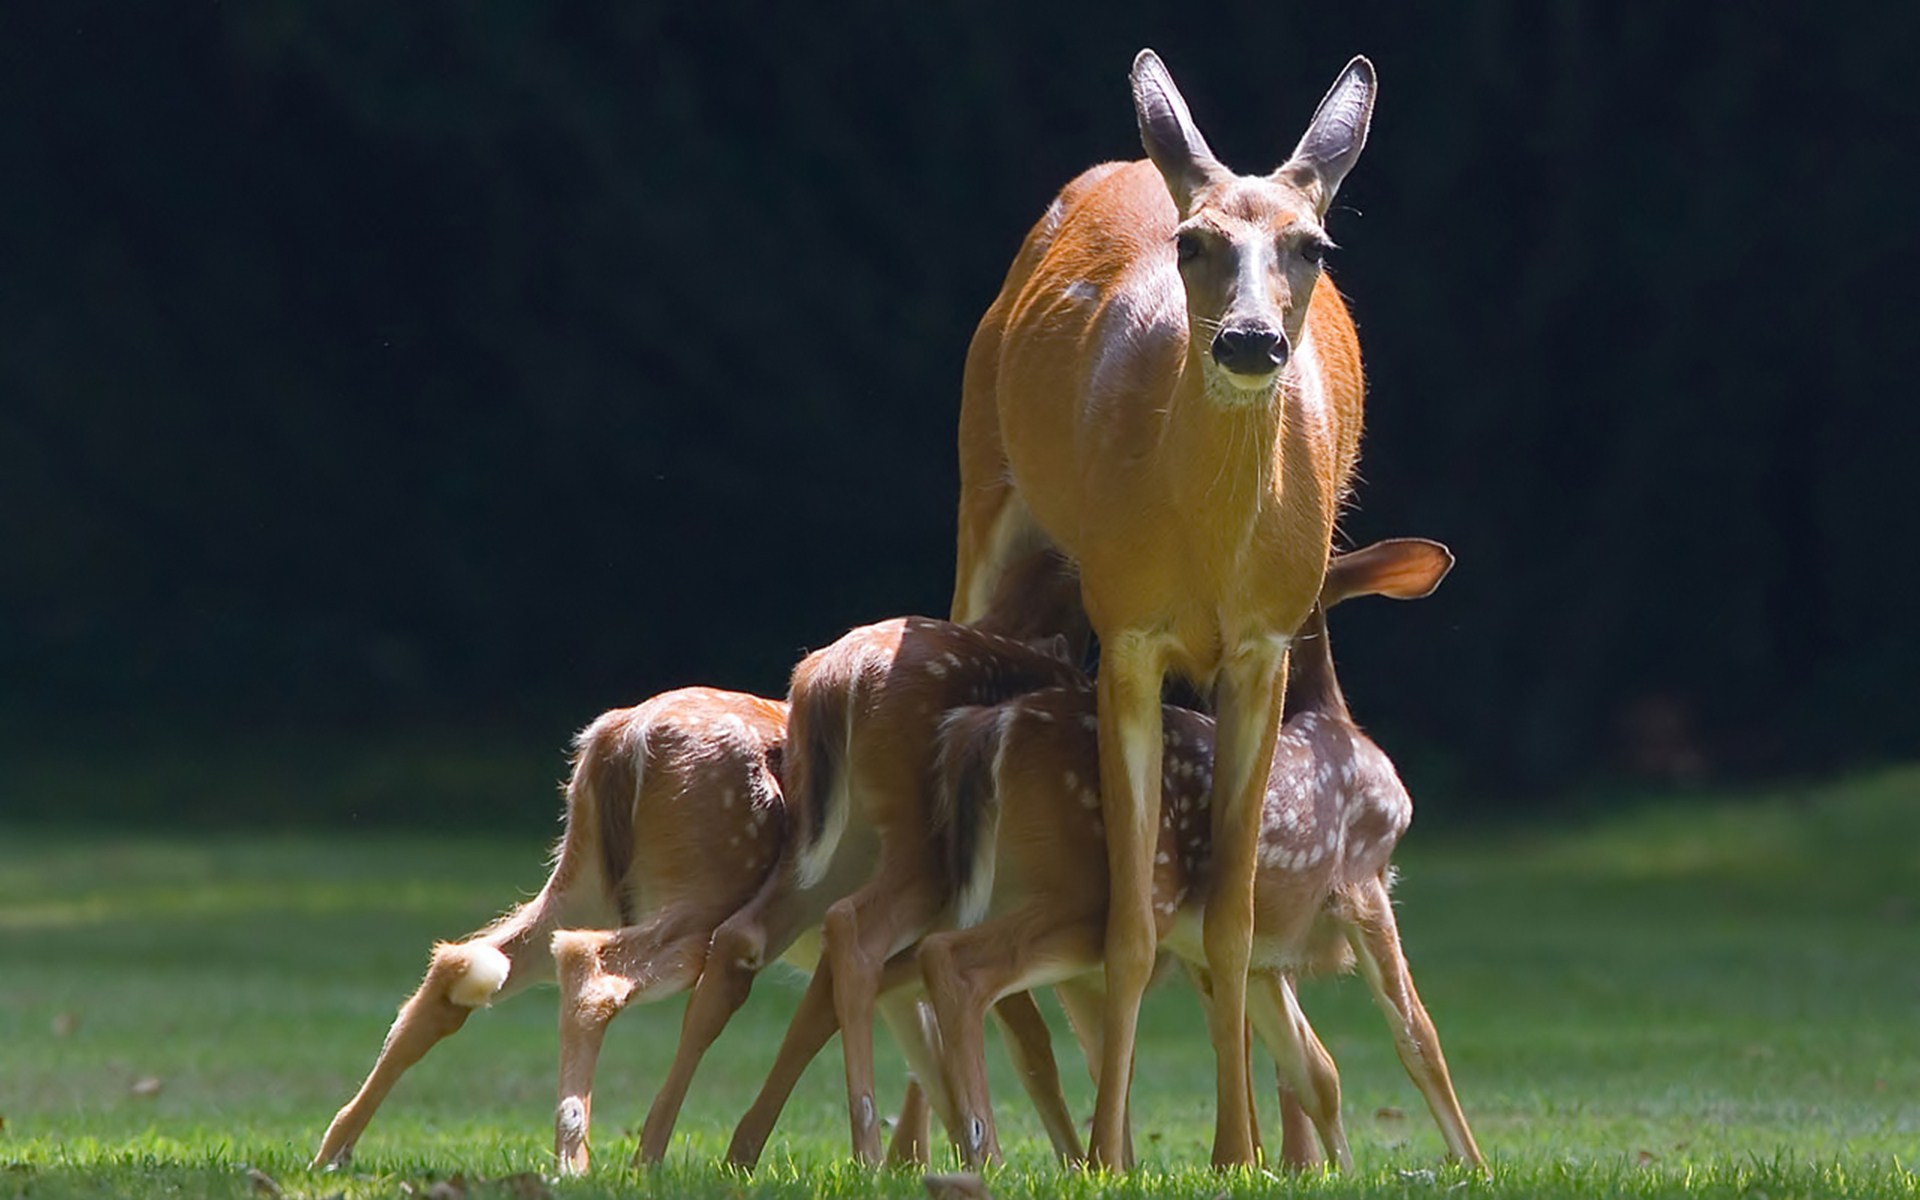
4 3 1915 822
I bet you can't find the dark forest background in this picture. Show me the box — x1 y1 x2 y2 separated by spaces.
3 3 1916 822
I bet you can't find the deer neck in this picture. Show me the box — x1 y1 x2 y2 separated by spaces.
1161 361 1286 528
1281 604 1350 723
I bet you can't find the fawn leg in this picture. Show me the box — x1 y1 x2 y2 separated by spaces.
550 918 712 1174
1347 875 1484 1169
1246 970 1350 1171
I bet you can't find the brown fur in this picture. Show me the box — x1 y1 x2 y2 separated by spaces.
667 616 1088 1170
949 52 1379 1168
918 539 1482 1171
313 687 789 1173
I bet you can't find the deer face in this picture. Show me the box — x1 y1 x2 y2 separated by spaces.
1173 179 1335 394
1131 50 1375 406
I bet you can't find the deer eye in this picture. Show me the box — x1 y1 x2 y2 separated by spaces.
1297 238 1329 265
1174 230 1203 265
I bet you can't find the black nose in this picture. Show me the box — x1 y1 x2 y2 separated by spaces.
1210 325 1287 375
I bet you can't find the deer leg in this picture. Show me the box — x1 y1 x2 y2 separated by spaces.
1275 1080 1322 1173
1203 649 1286 1168
820 864 943 1166
312 884 574 1169
876 992 960 1161
633 871 814 1166
1054 975 1134 1168
1246 971 1350 1172
1090 638 1166 1170
1346 876 1484 1169
549 916 713 1174
885 1078 933 1167
725 955 843 1169
727 947 935 1169
922 916 1104 1168
1183 962 1265 1165
991 990 1082 1163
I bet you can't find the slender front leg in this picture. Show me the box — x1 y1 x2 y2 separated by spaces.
633 877 793 1166
1055 949 1134 1165
1182 963 1264 1165
876 992 961 1158
1090 632 1167 1170
1246 971 1351 1172
991 991 1082 1163
1346 875 1486 1169
725 959 842 1169
1205 647 1287 1167
885 1078 933 1167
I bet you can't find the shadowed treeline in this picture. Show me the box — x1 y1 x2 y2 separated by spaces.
3 3 1914 817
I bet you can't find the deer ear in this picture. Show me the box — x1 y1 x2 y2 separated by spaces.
1322 537 1453 607
1132 49 1224 214
1274 56 1375 216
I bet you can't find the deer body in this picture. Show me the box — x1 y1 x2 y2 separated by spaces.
922 540 1483 1170
599 617 1087 1170
952 51 1377 1166
312 687 790 1173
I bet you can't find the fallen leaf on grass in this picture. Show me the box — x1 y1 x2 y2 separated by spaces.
1375 1106 1406 1120
924 1171 992 1200
244 1166 283 1198
1635 1149 1658 1166
51 1012 79 1038
129 1076 163 1098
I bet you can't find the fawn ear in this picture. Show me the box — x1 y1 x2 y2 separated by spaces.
1132 49 1226 214
1274 56 1376 216
1322 538 1453 607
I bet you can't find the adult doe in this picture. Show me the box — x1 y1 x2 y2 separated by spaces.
951 49 1376 1165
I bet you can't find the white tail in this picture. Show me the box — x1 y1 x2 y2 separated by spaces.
951 48 1378 1166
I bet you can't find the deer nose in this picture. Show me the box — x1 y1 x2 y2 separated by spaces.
1210 325 1287 375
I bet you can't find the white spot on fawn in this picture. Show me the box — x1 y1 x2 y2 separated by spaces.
928 660 948 679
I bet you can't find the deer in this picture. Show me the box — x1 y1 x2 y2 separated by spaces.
313 684 982 1175
948 48 1378 1166
311 687 793 1172
920 538 1485 1171
552 615 1090 1170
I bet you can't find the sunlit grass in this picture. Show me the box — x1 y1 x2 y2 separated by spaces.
3 765 1917 1197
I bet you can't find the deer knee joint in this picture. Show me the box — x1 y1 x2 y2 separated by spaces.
710 921 767 973
551 931 632 1018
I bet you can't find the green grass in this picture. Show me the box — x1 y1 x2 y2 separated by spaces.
3 766 1918 1198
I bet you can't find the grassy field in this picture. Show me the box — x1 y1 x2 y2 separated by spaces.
2 765 1916 1199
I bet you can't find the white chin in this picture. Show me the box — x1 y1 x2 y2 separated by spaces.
1210 367 1280 404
